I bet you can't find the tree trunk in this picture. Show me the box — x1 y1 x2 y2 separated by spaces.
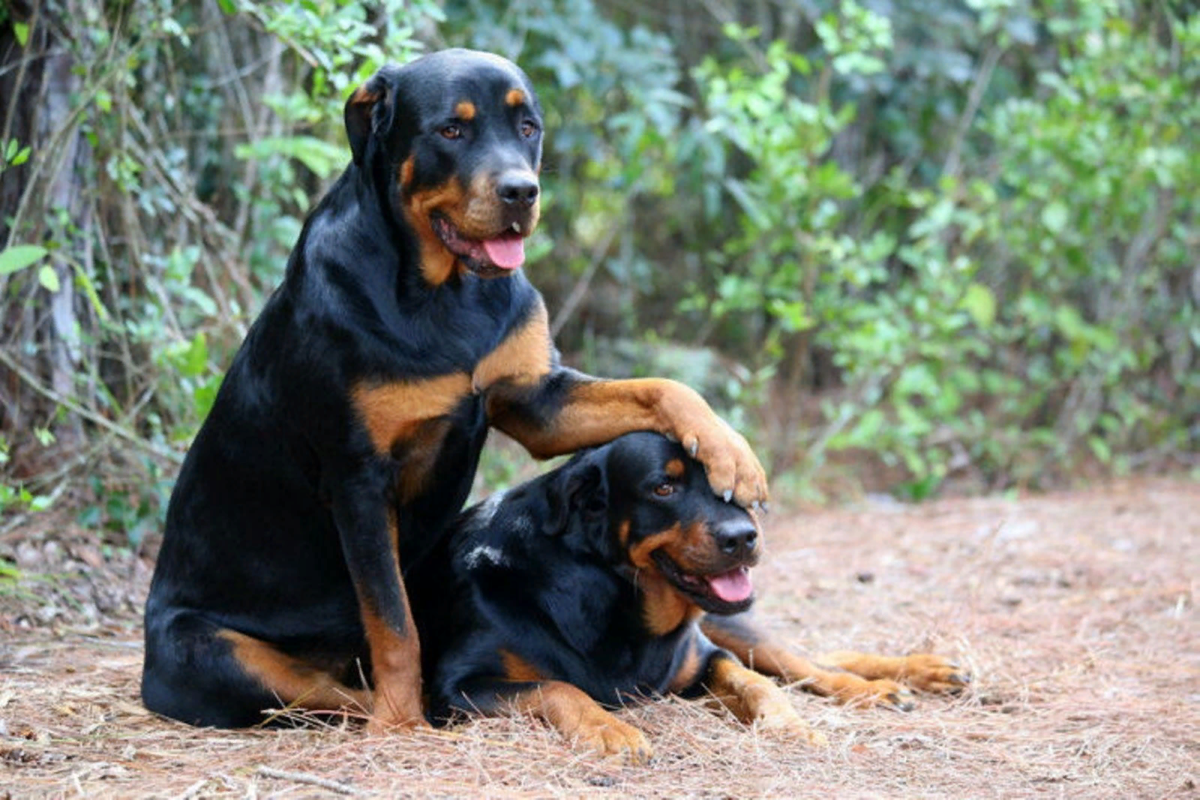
1 0 91 474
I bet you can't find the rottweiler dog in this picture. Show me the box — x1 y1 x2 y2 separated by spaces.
412 432 969 762
141 50 766 731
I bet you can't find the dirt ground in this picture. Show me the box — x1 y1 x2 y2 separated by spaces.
1 476 1197 798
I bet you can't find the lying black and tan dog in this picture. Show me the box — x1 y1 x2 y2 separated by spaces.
141 50 766 731
410 432 968 762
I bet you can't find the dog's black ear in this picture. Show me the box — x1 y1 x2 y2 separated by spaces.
545 458 608 537
344 69 398 167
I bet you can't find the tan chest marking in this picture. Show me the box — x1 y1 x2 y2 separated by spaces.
471 300 552 392
352 374 473 455
351 305 551 455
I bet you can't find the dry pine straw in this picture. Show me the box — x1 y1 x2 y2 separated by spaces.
1 477 1197 798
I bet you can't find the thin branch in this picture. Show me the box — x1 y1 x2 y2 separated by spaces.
256 766 361 796
550 220 622 339
942 43 1003 182
0 346 182 465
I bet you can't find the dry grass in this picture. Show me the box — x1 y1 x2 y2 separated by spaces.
2 477 1197 798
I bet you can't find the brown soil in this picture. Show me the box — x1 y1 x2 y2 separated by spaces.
1 477 1197 798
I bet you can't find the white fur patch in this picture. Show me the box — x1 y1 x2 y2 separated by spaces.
464 544 509 570
466 491 508 532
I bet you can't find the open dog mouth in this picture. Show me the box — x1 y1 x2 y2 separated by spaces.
431 214 527 276
650 550 755 615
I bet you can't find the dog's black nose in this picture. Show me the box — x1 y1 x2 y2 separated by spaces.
714 520 758 557
497 172 539 207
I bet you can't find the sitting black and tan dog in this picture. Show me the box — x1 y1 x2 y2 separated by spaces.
409 432 968 762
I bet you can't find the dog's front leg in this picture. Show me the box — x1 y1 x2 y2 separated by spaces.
701 653 826 745
331 472 427 732
489 367 768 509
451 676 653 763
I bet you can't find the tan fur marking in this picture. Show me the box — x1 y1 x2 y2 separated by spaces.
492 378 696 458
396 418 453 502
507 681 651 762
403 176 469 285
505 88 526 107
359 511 426 731
352 375 471 455
628 521 713 572
639 574 702 636
349 86 381 106
455 100 477 121
399 156 414 190
667 636 703 694
617 519 631 550
664 459 685 479
705 657 823 744
501 650 544 682
473 301 552 391
218 630 370 713
627 522 721 635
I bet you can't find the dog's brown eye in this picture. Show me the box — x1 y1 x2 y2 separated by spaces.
653 483 675 498
520 120 538 138
441 124 463 140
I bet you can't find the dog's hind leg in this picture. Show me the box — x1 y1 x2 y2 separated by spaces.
141 610 369 727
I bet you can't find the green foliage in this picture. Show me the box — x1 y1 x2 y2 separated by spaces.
671 1 1196 492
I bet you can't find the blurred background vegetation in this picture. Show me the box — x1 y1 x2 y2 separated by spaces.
0 0 1196 544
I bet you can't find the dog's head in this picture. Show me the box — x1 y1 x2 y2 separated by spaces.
345 49 543 284
554 432 762 627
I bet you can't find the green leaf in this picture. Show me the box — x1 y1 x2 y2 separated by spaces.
38 265 61 293
13 22 29 47
234 136 345 179
0 244 48 275
216 0 237 14
961 283 997 329
181 332 209 378
1040 201 1069 234
11 145 30 166
71 262 111 321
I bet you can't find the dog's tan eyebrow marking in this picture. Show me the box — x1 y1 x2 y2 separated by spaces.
505 88 526 107
455 100 476 120
665 459 685 479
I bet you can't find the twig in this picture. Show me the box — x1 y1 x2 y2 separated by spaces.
255 765 361 796
172 778 210 800
942 43 1003 182
0 346 182 465
549 219 622 339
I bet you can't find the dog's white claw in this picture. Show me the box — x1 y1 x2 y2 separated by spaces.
689 441 698 457
723 489 733 503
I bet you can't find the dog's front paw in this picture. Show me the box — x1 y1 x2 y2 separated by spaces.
896 654 971 694
574 716 654 765
740 680 827 746
842 678 917 711
754 703 828 747
667 400 768 508
365 714 432 735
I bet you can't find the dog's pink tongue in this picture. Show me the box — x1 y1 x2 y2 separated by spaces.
708 567 753 603
482 234 525 270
